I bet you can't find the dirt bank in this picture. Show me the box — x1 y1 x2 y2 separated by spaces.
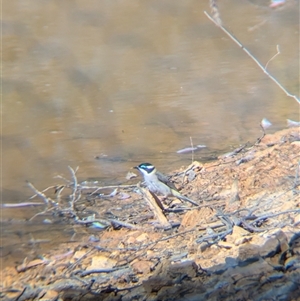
1 127 300 301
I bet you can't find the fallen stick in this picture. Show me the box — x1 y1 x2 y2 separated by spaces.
1 202 44 208
138 185 172 230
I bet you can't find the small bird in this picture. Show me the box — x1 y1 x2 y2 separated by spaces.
134 163 198 206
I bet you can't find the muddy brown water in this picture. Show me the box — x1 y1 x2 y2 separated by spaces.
2 0 299 268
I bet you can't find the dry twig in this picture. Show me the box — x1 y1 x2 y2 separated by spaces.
204 11 300 104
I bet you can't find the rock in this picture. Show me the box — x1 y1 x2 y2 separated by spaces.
38 290 59 301
226 226 251 245
284 255 300 270
142 260 198 295
291 141 300 146
126 236 136 244
72 250 87 261
168 260 198 279
218 241 234 249
88 255 117 270
179 207 215 230
132 260 152 274
259 236 280 258
136 233 149 242
237 244 260 265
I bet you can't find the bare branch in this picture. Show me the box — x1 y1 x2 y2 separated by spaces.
204 11 300 104
265 45 281 70
27 181 58 207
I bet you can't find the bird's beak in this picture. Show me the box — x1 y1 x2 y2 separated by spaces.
134 166 139 170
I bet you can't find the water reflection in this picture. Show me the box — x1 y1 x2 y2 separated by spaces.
2 0 299 266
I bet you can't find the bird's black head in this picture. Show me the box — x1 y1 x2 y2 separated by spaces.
134 163 156 174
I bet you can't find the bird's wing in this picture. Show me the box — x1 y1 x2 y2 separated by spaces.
156 171 178 191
